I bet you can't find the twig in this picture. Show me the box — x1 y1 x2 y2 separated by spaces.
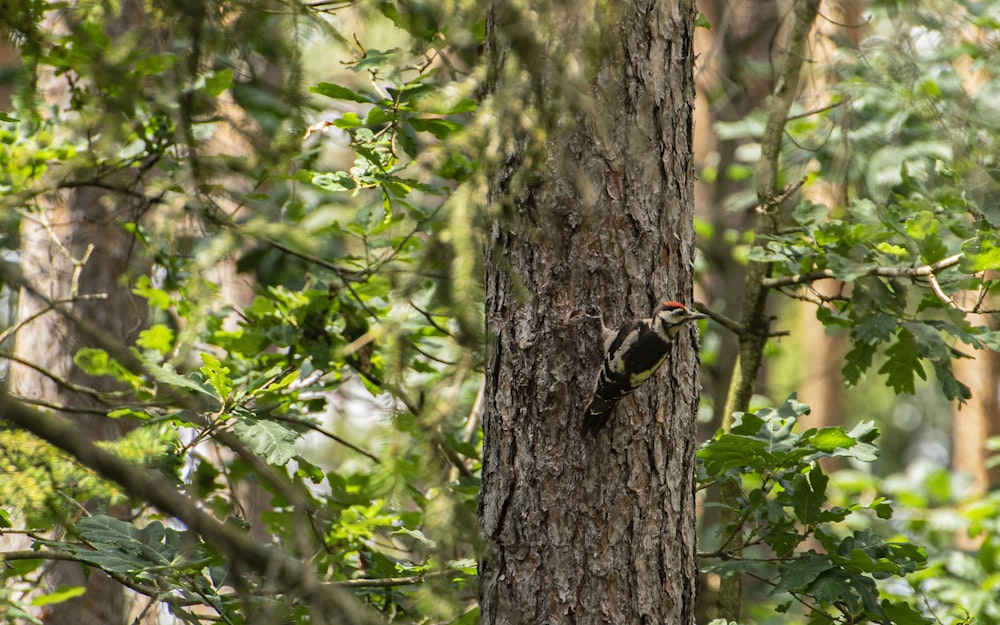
925 272 964 312
0 351 123 404
694 302 744 336
330 575 423 588
0 291 109 345
268 413 381 463
5 394 112 415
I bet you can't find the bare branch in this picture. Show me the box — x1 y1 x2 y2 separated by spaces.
330 575 424 588
694 302 745 336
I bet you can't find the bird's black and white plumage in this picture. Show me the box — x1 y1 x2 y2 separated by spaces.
582 301 707 437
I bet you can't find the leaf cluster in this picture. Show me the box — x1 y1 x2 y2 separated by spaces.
700 2 1000 408
698 396 930 625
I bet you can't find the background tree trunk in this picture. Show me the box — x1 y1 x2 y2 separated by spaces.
5 6 149 625
951 312 1000 497
479 2 700 623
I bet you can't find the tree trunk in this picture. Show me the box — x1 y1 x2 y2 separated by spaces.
479 2 700 623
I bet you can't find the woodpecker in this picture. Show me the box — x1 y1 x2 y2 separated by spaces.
582 300 707 436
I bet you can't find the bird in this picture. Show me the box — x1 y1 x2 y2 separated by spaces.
582 300 707 436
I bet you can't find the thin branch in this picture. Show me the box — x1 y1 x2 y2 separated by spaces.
761 253 964 288
694 302 745 336
786 98 846 121
2 549 164 600
0 351 123 404
330 575 423 588
926 271 968 313
5 394 112 415
268 413 381 463
0 292 109 345
347 363 474 479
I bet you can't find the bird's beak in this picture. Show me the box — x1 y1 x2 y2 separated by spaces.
690 311 709 321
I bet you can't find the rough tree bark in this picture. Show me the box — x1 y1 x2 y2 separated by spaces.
479 2 700 623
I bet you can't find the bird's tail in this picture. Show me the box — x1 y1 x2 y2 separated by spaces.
581 397 617 437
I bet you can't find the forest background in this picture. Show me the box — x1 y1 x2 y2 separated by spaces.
1 1 1000 624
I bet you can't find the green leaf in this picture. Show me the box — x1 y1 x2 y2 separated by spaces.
310 82 372 104
408 117 463 139
30 585 86 607
904 211 948 263
843 339 876 386
746 243 790 263
877 329 925 395
199 352 233 400
772 555 832 593
378 2 439 41
904 321 950 362
853 313 896 345
439 98 477 114
365 106 391 125
931 359 971 402
394 526 437 548
312 171 357 192
875 241 909 257
880 599 934 625
697 433 775 476
792 200 829 231
232 418 299 466
807 427 856 453
72 516 180 574
872 500 893 519
74 348 143 388
334 112 363 128
808 569 859 606
774 394 812 420
133 53 175 76
787 469 831 524
847 420 880 444
136 324 175 356
133 275 171 309
846 198 879 224
960 232 1000 272
350 48 400 73
203 68 234 97
827 253 877 281
702 559 760 577
145 362 216 398
107 407 152 420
